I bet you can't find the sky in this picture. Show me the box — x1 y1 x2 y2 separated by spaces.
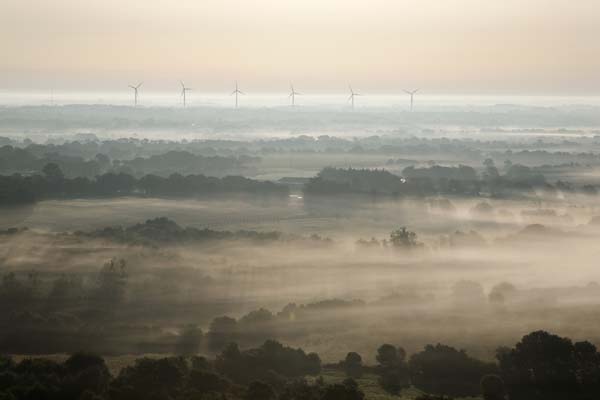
1 0 600 94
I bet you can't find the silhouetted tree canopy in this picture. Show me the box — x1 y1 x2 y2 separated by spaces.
497 330 600 400
375 344 410 394
409 344 498 397
342 352 363 378
0 171 288 206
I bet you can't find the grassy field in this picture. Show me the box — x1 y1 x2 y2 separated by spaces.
317 368 482 400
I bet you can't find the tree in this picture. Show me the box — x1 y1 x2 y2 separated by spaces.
376 344 405 368
488 282 517 305
94 153 111 169
208 316 238 351
47 274 81 310
187 369 230 396
90 258 128 312
111 357 187 400
376 344 409 394
482 159 500 180
409 344 497 397
496 330 600 400
389 227 420 248
343 352 363 378
63 353 111 399
42 162 64 180
0 272 35 311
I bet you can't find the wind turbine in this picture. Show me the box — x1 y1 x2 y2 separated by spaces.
231 81 244 108
180 81 191 107
404 89 419 111
128 82 142 106
348 85 361 109
289 83 301 106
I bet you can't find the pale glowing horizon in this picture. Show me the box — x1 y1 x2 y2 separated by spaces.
2 0 600 95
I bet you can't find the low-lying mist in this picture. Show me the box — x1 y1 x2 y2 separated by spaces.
3 194 600 362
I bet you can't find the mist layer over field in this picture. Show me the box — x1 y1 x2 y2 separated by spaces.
3 96 600 142
3 99 600 380
3 192 600 362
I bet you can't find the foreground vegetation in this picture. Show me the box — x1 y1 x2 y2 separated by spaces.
2 330 599 400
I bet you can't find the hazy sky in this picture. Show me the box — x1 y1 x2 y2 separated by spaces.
2 0 600 94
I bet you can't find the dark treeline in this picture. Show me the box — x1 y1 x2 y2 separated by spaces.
0 164 288 205
6 217 331 248
0 145 257 178
6 135 600 171
205 300 366 354
78 217 284 247
304 162 597 198
0 341 328 400
337 329 600 399
2 330 600 400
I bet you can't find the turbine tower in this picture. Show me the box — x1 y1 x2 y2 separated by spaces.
289 83 301 106
129 82 142 106
231 81 244 108
348 85 361 109
404 89 419 111
180 81 191 107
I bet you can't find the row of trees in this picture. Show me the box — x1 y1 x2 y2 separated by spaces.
0 145 257 178
356 227 422 249
0 341 328 400
80 217 284 246
0 164 288 205
304 162 596 198
2 331 597 400
340 343 496 397
338 330 600 399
